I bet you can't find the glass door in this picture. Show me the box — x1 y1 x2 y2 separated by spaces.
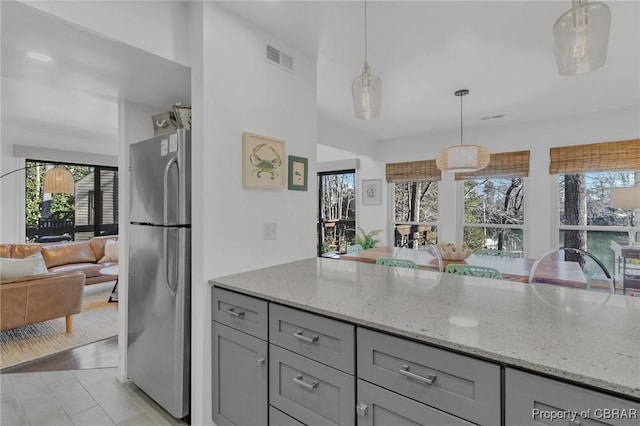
317 170 356 256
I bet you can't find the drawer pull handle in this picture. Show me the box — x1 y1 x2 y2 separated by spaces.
257 357 265 366
293 374 318 390
356 403 368 417
399 365 437 385
225 308 245 318
293 330 319 343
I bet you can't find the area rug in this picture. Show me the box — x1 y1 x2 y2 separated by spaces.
0 281 118 369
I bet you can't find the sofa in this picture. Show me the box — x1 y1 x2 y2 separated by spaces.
1 271 85 332
0 236 118 332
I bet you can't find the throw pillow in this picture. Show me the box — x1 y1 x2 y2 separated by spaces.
0 253 47 282
105 239 119 262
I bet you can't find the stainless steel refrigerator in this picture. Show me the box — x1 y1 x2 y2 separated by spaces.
128 129 190 419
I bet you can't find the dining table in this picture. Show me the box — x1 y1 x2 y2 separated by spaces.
340 246 587 286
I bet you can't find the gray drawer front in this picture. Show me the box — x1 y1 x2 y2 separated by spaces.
212 287 268 340
270 406 306 426
356 380 474 426
506 368 640 426
357 328 500 426
270 345 355 426
270 303 355 374
212 323 268 426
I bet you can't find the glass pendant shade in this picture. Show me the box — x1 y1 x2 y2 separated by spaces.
352 62 382 120
553 0 611 76
43 167 75 194
436 145 491 172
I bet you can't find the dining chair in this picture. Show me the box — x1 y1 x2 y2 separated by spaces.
528 247 614 292
346 244 363 254
376 257 418 270
474 249 523 258
418 244 444 272
445 264 504 279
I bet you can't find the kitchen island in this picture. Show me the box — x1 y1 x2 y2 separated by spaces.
211 258 640 426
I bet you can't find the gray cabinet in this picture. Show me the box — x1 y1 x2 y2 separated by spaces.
269 304 356 425
506 368 640 426
270 407 305 426
269 303 355 374
213 287 268 339
270 344 355 426
357 327 501 426
356 380 475 426
212 288 269 426
212 285 640 426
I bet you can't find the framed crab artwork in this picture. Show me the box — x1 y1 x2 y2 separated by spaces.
242 132 286 188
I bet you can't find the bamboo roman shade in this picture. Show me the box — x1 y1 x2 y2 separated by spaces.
549 139 640 174
455 150 530 180
385 159 441 183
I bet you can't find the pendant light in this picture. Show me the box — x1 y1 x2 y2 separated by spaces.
1 165 74 194
43 166 75 194
436 90 490 173
352 0 382 120
553 0 611 76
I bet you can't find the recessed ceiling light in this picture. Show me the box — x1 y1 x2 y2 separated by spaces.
26 51 53 62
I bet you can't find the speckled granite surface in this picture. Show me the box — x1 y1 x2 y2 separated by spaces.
211 258 640 400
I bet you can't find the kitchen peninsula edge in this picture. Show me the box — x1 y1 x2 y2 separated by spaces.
210 257 640 401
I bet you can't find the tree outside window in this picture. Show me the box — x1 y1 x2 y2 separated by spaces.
559 171 635 273
393 180 438 247
463 177 525 252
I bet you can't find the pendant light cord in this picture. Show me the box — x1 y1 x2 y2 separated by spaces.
364 0 368 62
460 93 464 146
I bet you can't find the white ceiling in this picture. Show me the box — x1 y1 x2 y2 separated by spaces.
1 1 639 151
221 0 640 143
1 1 190 153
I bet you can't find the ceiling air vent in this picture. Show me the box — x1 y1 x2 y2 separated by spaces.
480 114 504 121
266 44 294 73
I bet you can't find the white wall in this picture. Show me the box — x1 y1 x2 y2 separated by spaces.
0 78 120 242
191 3 318 424
24 0 189 66
372 105 640 257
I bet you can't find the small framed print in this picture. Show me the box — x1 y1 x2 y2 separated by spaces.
362 179 381 205
242 132 285 189
288 155 308 191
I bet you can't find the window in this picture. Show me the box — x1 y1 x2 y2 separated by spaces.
463 177 525 252
558 171 635 274
386 159 441 248
25 160 118 242
393 181 438 246
459 151 530 253
550 139 640 275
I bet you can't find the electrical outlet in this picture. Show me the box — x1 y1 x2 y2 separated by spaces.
263 222 277 240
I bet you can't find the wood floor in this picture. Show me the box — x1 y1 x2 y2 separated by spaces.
1 335 118 374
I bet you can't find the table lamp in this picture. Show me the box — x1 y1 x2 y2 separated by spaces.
611 186 640 245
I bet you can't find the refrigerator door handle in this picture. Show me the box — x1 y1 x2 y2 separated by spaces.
163 156 179 226
163 228 178 298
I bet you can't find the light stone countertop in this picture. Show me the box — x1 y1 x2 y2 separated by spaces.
210 257 640 400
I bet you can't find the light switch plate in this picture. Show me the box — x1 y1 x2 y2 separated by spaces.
263 222 277 240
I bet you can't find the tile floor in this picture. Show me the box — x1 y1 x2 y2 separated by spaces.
1 368 188 426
